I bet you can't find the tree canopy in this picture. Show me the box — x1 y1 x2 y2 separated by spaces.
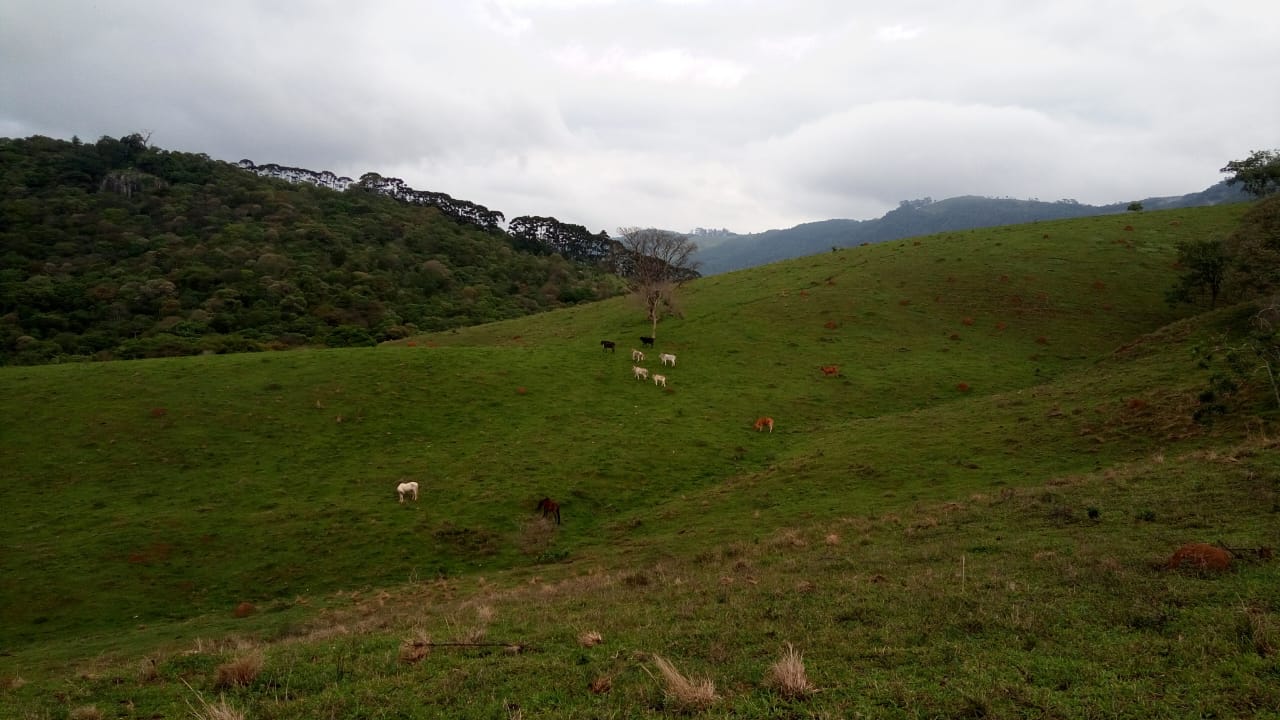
612 227 701 339
1220 149 1280 198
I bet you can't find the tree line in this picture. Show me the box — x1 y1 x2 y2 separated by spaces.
1167 149 1280 420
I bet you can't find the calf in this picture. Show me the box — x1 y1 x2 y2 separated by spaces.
631 349 645 362
653 373 667 388
753 416 775 433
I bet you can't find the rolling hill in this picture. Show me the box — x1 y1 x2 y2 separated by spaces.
2 203 1277 718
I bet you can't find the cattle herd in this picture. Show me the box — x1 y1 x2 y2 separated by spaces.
602 336 778 433
604 336 678 390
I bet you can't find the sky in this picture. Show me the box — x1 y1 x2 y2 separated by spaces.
2 1 1278 235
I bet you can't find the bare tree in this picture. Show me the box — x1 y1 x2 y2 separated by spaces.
613 227 701 341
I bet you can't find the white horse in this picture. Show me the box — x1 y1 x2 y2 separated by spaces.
659 353 676 367
397 481 419 503
653 373 667 388
631 349 645 362
633 365 649 380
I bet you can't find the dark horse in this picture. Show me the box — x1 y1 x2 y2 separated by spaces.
640 336 655 348
536 497 561 524
600 340 616 353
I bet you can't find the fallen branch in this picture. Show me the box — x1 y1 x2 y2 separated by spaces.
403 641 529 652
1216 543 1275 560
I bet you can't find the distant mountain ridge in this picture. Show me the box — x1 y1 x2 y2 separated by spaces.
694 182 1251 274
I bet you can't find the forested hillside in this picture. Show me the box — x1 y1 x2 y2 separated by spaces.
0 134 623 365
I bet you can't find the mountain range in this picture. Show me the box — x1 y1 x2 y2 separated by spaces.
692 182 1250 274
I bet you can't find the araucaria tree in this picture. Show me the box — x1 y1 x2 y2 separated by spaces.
612 228 701 341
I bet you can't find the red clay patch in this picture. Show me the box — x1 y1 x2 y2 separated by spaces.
1167 543 1231 572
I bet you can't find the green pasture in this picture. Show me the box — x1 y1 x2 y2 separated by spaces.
4 203 1278 718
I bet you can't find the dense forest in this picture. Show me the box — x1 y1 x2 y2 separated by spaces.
0 134 626 365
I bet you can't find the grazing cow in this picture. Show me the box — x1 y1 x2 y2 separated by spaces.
536 497 561 524
640 336 656 348
631 349 645 362
633 366 649 381
753 416 775 433
659 353 676 367
600 340 616 353
820 365 839 376
396 481 420 503
653 373 667 388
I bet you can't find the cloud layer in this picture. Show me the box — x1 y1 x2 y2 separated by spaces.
2 0 1277 233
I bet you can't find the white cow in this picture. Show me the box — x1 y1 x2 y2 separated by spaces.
653 373 667 388
659 353 676 367
631 349 645 362
396 481 420 503
632 365 649 380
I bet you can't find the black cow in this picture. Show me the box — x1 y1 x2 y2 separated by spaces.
640 336 655 348
600 340 616 353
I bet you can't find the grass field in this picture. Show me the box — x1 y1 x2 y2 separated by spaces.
3 203 1278 718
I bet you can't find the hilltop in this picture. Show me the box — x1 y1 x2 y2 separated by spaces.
3 202 1277 718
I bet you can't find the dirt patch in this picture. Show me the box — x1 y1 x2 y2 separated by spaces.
1167 543 1232 572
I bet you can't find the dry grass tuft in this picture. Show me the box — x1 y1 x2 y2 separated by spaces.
399 631 432 664
183 679 246 720
589 674 613 694
824 533 841 545
1241 604 1277 657
69 706 103 720
213 651 263 689
578 630 604 647
764 643 816 699
1 675 26 690
649 655 719 712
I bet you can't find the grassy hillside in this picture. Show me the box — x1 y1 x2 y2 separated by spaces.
3 204 1277 718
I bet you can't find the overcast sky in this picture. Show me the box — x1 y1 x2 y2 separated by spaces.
2 1 1277 234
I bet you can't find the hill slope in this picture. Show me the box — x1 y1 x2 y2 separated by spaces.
2 203 1277 718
